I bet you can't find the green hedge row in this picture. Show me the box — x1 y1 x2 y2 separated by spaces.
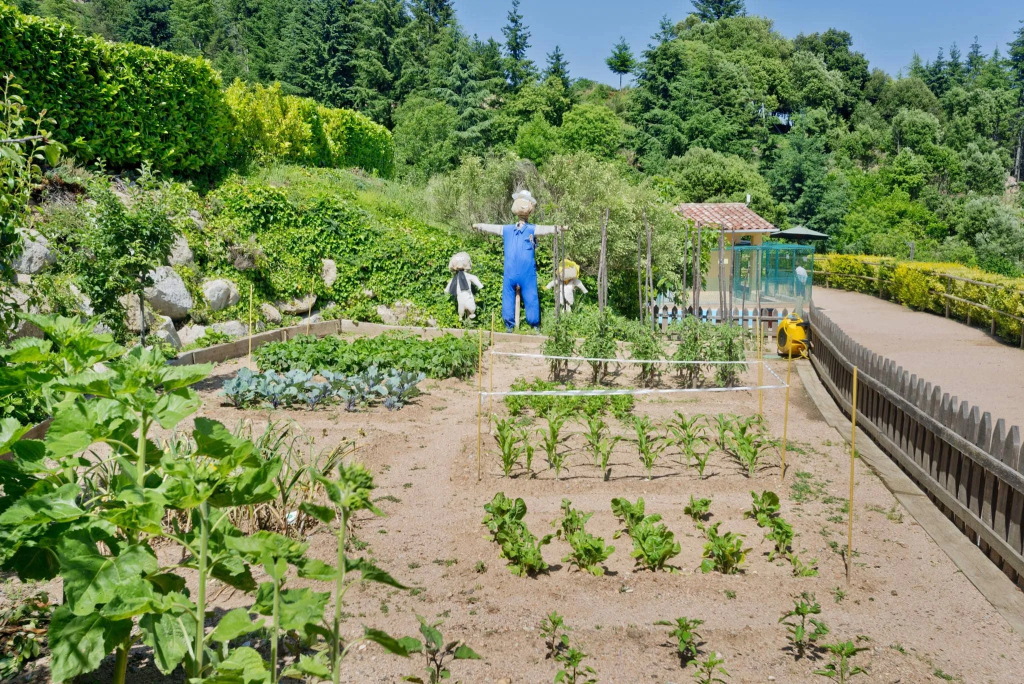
0 5 393 176
814 254 1024 344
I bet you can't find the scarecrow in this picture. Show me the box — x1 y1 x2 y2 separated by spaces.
546 258 588 313
444 252 483 320
472 189 563 330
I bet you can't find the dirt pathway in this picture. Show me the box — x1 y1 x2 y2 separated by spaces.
813 287 1024 430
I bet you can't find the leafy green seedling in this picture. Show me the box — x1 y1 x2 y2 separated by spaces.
745 490 781 526
780 593 829 659
790 554 819 577
481 492 553 577
539 611 570 660
540 411 569 479
631 414 666 480
764 516 794 561
693 651 729 683
814 641 868 682
628 518 681 572
711 414 735 450
666 411 709 467
734 432 777 478
582 415 621 480
684 495 712 523
555 500 614 575
611 496 657 539
700 522 750 574
401 615 481 683
555 646 598 684
655 617 704 665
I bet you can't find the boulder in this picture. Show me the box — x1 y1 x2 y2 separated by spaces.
277 294 316 315
13 230 55 274
321 259 338 288
188 210 205 230
119 293 156 334
10 288 43 339
229 242 262 271
153 316 181 349
69 284 94 316
261 303 283 324
145 266 193 320
376 305 400 326
168 235 194 267
177 324 208 348
202 279 240 312
211 320 248 338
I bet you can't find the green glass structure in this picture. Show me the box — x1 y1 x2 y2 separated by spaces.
731 243 815 314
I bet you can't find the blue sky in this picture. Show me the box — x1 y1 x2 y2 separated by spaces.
454 0 1023 86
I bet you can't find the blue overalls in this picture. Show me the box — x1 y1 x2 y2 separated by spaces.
501 222 540 330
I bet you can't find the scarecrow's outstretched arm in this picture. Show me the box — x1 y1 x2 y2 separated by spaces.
472 224 504 235
533 225 562 236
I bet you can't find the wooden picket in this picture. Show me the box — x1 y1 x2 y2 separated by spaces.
649 305 792 338
807 302 1024 589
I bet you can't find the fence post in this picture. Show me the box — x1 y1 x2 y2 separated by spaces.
847 366 858 584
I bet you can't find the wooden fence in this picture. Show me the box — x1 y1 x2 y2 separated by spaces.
807 302 1024 589
648 305 795 338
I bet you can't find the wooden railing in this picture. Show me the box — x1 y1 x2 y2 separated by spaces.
807 303 1024 589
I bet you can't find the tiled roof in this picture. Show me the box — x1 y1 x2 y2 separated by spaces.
674 203 776 232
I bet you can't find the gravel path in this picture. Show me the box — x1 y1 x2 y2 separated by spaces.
813 287 1024 430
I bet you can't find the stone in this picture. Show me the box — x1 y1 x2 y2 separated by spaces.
211 320 248 338
13 230 55 274
119 293 156 334
277 294 316 315
261 303 283 324
202 279 240 312
188 210 205 230
362 289 375 299
69 284 94 315
10 288 43 339
153 315 181 349
177 324 208 348
376 304 400 326
321 259 338 288
92 323 113 335
145 266 193 320
228 242 262 271
300 312 323 325
168 234 194 267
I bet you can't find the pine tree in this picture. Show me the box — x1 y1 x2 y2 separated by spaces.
606 37 635 88
118 0 173 48
926 47 949 96
947 42 964 87
169 0 216 55
652 15 677 45
1010 20 1024 105
544 45 571 89
967 36 985 80
393 0 454 101
690 0 745 22
349 0 407 124
278 0 360 107
907 52 927 80
502 0 536 91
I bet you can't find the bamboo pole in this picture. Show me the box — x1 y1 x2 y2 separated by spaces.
637 231 644 324
489 313 495 420
477 329 483 482
780 351 792 480
305 276 315 335
847 366 859 584
644 211 654 332
757 320 764 417
247 283 254 370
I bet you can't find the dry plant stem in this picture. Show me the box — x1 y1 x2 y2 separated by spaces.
477 330 483 482
847 366 858 585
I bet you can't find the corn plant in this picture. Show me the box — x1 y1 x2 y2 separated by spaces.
711 414 735 450
734 432 777 478
655 617 704 666
684 495 712 523
402 615 481 683
631 414 666 480
481 492 553 577
555 645 598 684
780 593 829 660
745 490 781 526
693 652 729 683
814 641 868 682
539 611 571 659
666 411 709 467
581 415 621 480
494 416 524 478
517 423 537 474
540 411 569 479
699 523 750 574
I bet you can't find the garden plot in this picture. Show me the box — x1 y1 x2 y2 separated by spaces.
179 338 1024 684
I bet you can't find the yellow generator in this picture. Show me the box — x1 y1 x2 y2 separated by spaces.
777 315 809 358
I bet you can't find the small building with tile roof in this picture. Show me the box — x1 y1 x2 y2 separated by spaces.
674 202 776 245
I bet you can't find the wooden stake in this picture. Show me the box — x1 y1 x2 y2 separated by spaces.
489 312 495 419
644 211 654 331
477 329 483 482
847 366 859 584
637 231 644 323
757 320 764 417
247 283 254 370
781 351 792 480
305 276 315 335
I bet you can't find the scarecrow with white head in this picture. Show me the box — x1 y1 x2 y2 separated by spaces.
546 259 588 313
472 189 561 330
444 252 483 320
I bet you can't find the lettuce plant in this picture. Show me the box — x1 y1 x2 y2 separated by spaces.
699 522 750 574
684 495 712 522
481 492 553 577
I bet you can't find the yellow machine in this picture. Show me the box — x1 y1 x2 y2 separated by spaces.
777 315 809 358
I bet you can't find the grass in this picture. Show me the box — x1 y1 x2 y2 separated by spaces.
790 471 828 503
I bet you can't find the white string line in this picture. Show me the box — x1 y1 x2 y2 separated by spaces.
491 351 754 366
479 383 788 399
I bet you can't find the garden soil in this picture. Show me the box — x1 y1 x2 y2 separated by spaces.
9 335 1024 683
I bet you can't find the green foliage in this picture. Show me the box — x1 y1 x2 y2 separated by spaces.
626 517 681 572
481 492 553 577
693 651 729 684
666 411 709 472
539 611 570 659
628 326 664 387
494 416 524 478
543 317 576 381
401 616 481 684
254 332 480 379
684 495 712 522
581 415 621 479
699 522 750 574
539 411 569 479
655 616 703 666
610 496 653 539
560 103 624 158
0 591 51 678
745 490 781 525
814 641 869 682
606 37 636 88
631 414 666 480
780 593 829 659
556 500 614 576
555 645 598 684
504 376 633 420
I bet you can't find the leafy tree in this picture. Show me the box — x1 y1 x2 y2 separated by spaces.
502 0 535 91
606 37 635 88
560 104 623 158
544 45 571 89
392 96 460 180
690 0 745 22
652 15 677 45
516 113 560 163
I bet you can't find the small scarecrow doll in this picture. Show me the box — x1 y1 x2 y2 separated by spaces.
445 252 483 320
546 258 588 313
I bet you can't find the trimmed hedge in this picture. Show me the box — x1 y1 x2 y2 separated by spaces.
0 5 394 177
225 81 394 177
815 254 1024 344
0 4 232 173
